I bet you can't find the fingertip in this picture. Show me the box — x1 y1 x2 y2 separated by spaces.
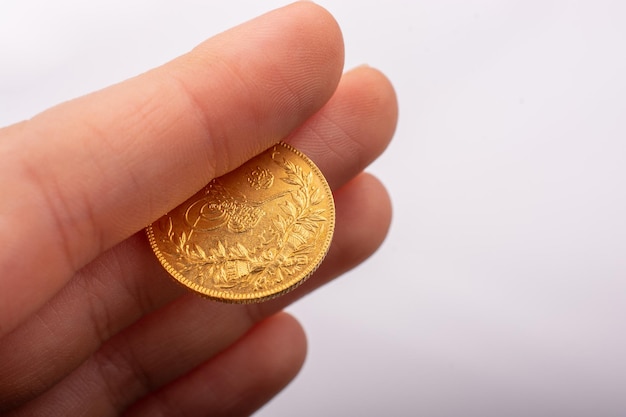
260 312 308 380
289 64 398 190
343 65 399 156
287 1 345 60
164 0 346 177
263 1 346 114
335 172 393 256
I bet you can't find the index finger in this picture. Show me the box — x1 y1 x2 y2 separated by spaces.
0 2 344 337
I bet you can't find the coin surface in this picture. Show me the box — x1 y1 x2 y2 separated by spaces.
147 142 335 303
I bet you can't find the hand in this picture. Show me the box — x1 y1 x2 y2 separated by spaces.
0 3 396 415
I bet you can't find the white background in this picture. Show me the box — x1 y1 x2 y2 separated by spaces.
2 1 626 416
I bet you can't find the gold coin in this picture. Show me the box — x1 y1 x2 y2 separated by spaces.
146 142 335 303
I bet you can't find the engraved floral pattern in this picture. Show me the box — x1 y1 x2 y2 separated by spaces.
161 150 327 293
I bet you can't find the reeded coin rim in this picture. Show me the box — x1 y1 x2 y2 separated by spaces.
146 142 335 304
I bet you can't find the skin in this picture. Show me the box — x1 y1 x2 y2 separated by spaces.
0 2 397 416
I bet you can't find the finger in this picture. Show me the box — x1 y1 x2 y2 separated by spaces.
0 2 344 337
7 173 391 415
0 64 396 408
124 312 306 417
287 65 398 190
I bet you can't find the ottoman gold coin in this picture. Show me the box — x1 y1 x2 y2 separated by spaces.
147 142 335 303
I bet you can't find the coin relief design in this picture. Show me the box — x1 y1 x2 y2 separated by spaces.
147 142 335 303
